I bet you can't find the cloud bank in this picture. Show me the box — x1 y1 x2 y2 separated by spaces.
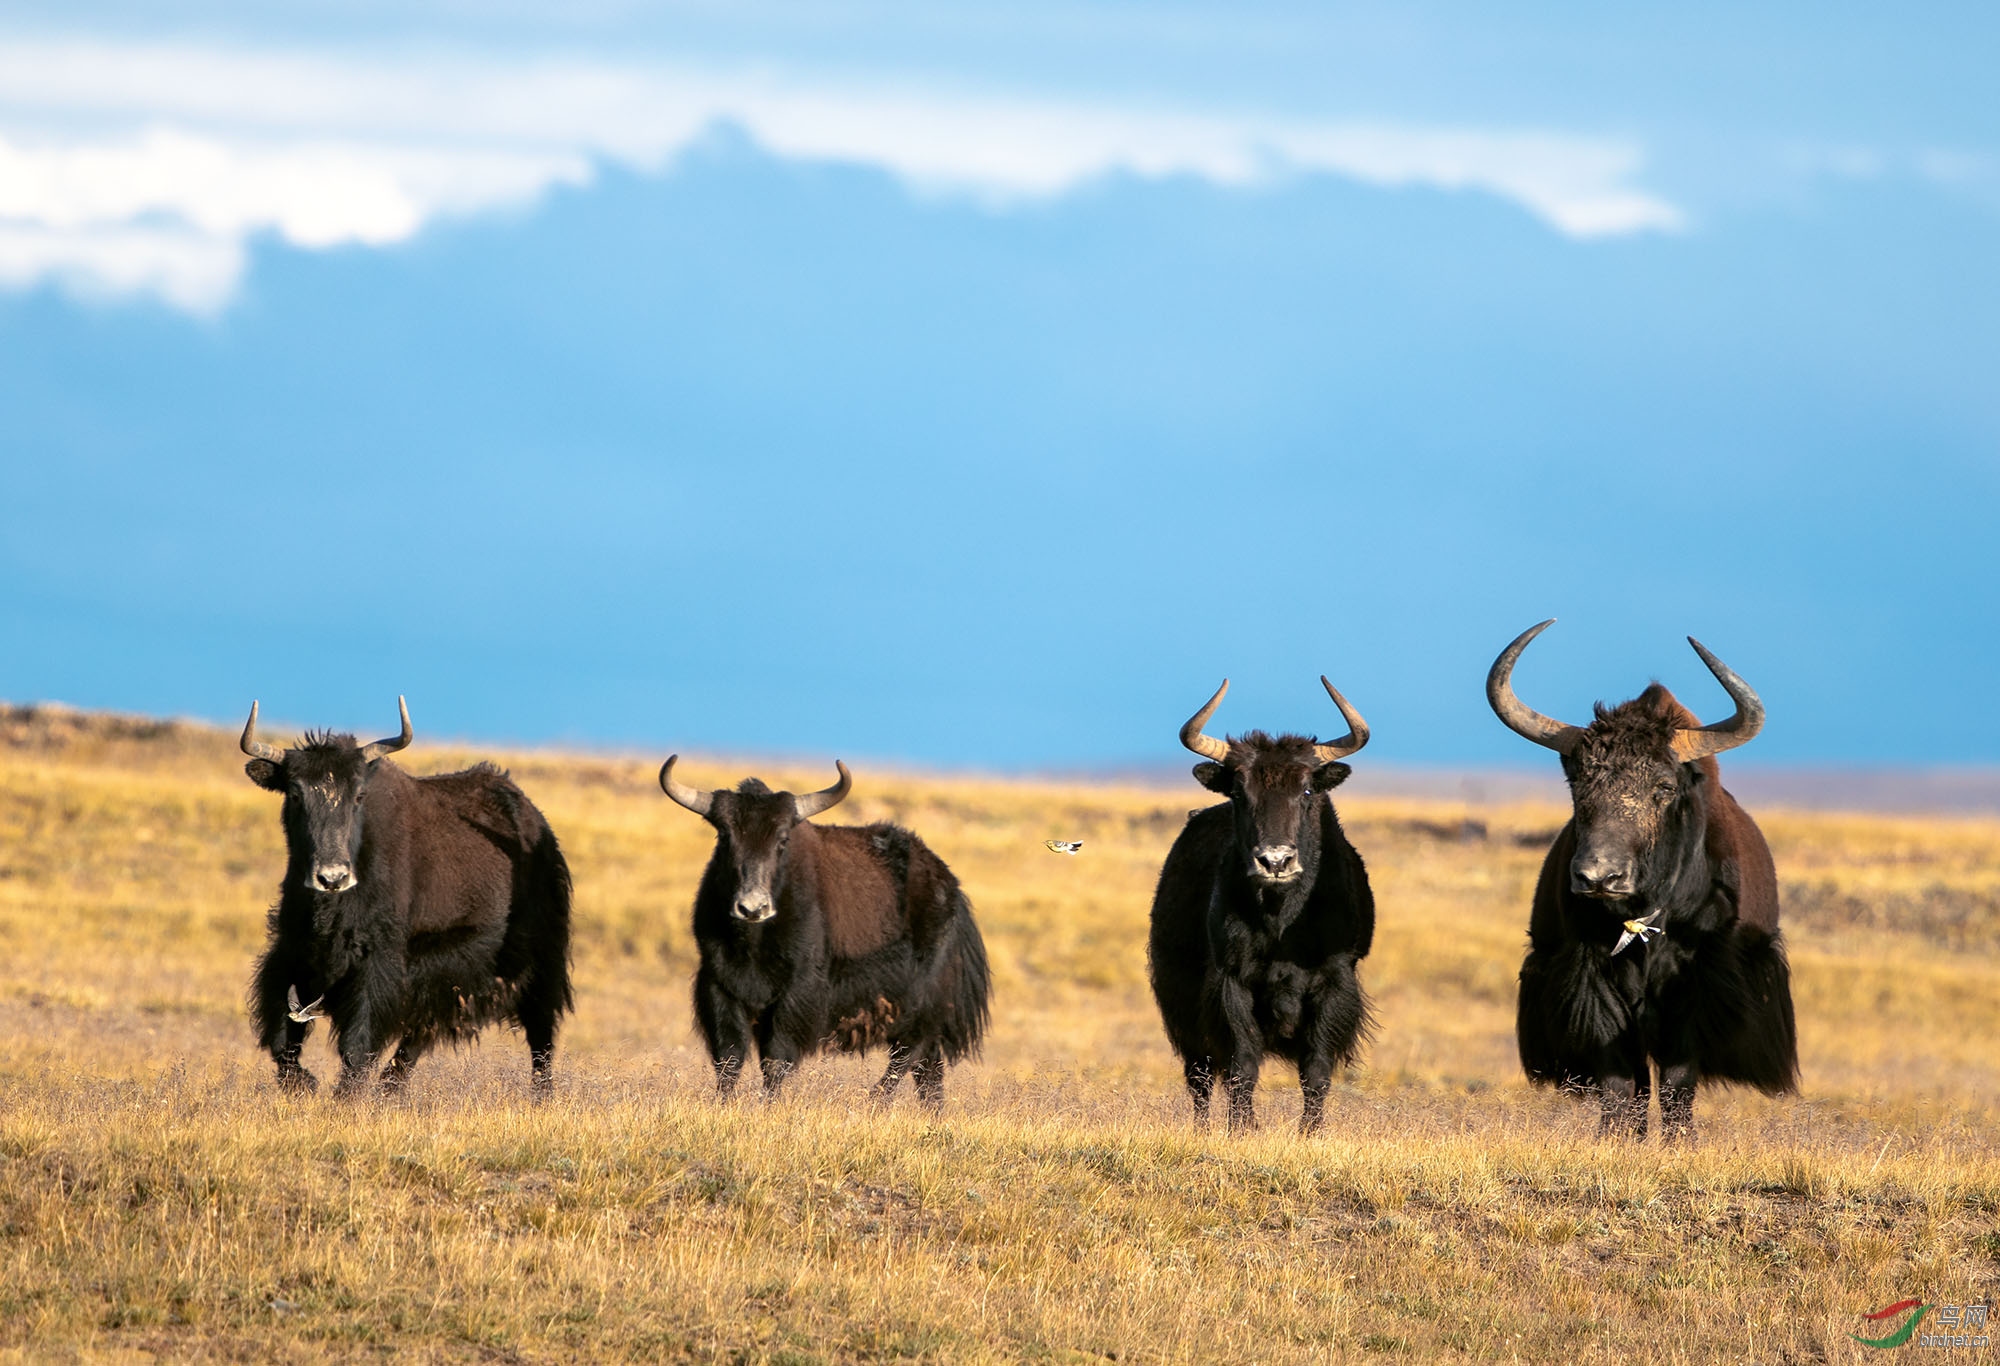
0 36 1686 311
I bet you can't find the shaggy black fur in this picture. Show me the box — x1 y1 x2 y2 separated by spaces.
677 776 991 1109
245 734 572 1097
1516 685 1798 1140
1149 732 1376 1134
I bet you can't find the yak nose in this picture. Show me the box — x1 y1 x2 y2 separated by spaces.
1571 856 1634 899
1254 845 1297 877
314 864 355 892
734 893 775 922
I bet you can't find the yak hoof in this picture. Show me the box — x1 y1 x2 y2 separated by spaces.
276 1066 318 1095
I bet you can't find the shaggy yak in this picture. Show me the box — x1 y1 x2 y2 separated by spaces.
1488 620 1798 1140
1148 677 1376 1134
659 757 990 1107
242 698 573 1097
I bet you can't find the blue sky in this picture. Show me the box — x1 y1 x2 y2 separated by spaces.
1 4 1996 769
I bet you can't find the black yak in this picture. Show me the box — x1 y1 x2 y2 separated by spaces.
659 757 990 1107
1488 620 1798 1140
242 698 573 1097
1147 677 1376 1134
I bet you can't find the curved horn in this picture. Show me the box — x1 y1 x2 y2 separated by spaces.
359 696 414 762
1669 638 1765 763
657 755 715 817
1179 679 1232 762
1312 676 1371 761
240 701 285 762
792 761 852 820
1487 619 1585 755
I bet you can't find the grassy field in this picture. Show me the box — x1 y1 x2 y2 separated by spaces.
1 704 1996 1363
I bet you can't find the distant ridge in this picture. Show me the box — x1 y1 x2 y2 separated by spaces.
7 701 2000 815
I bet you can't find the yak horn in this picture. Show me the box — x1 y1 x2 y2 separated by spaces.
240 701 285 762
792 761 852 820
1179 680 1232 762
1487 620 1585 755
359 696 414 762
1669 638 1765 763
1312 676 1371 761
658 755 715 817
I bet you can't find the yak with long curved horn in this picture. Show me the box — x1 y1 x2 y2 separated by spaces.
1668 639 1765 762
1500 621 1794 1141
658 755 715 817
1178 680 1233 761
1312 676 1370 761
1486 619 1585 755
792 761 853 819
240 701 286 762
359 696 414 762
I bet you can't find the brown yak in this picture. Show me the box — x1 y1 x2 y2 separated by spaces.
1488 621 1797 1140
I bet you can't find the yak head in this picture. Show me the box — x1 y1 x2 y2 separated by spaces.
240 697 413 894
1179 676 1370 887
1487 620 1764 902
658 757 852 922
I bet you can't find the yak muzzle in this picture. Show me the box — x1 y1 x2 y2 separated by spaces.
1251 845 1300 883
1570 855 1635 900
313 864 357 893
733 893 776 923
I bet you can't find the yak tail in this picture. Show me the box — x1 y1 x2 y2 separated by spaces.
934 887 992 1065
517 826 575 1018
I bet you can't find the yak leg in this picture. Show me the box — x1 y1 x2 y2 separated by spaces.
754 987 822 1098
1298 1053 1337 1137
911 1042 946 1112
379 1035 426 1095
1596 1031 1650 1140
1216 978 1263 1133
695 970 754 1099
253 950 319 1093
871 1042 916 1103
1183 1058 1215 1127
754 1017 800 1096
273 1016 317 1094
1658 1059 1699 1143
333 1021 384 1100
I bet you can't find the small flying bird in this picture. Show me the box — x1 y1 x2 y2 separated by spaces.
1043 840 1083 855
1611 915 1665 956
286 985 326 1023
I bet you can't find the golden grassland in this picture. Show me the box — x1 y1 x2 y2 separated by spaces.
0 705 1996 1364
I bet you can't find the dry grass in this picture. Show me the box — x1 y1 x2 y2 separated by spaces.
1 705 1996 1363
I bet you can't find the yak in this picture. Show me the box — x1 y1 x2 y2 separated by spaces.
1147 677 1376 1134
242 698 573 1097
659 756 990 1107
1488 620 1798 1140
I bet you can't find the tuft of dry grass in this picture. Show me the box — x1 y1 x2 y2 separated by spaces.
1 707 1997 1362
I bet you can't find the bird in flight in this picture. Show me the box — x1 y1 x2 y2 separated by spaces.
287 985 327 1023
1612 916 1664 955
1043 840 1083 855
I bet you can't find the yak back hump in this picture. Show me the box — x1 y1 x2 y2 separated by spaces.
398 764 538 935
800 823 905 959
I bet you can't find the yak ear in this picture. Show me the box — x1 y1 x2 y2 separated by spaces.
1192 762 1231 793
1310 761 1352 792
244 759 286 791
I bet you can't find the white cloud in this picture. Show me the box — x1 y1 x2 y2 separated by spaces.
0 35 1685 311
0 221 242 311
